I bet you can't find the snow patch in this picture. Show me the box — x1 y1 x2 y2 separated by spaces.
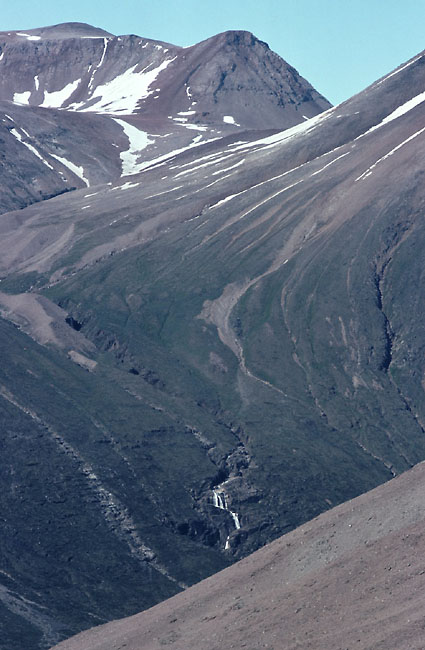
223 115 240 126
78 58 176 114
41 79 81 108
119 181 139 191
16 32 41 41
183 124 208 132
34 75 39 91
113 119 153 176
13 90 31 105
0 52 4 62
50 154 89 186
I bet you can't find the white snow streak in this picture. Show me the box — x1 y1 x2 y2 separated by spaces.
110 181 140 191
210 194 239 209
0 52 4 62
229 109 334 153
34 75 39 91
88 38 108 90
377 55 423 85
113 119 153 176
97 37 108 69
10 129 54 169
174 154 234 177
310 152 350 176
212 159 245 175
143 186 184 200
41 79 81 108
50 154 90 186
236 180 304 223
136 136 220 173
358 90 425 139
355 126 425 182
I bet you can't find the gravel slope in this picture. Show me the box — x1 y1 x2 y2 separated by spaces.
52 461 425 650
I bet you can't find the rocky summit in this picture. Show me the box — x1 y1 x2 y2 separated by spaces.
0 21 425 650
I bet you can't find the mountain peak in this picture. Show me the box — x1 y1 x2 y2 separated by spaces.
0 22 114 40
192 29 269 51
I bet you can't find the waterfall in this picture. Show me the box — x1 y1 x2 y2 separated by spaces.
212 485 241 548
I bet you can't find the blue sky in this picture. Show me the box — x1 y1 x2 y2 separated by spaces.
2 0 424 104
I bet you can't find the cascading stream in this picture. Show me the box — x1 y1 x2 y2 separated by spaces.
212 484 241 550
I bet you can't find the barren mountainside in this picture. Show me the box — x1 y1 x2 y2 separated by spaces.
0 21 424 650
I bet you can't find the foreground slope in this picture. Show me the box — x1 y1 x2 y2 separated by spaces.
1 37 425 650
52 461 425 650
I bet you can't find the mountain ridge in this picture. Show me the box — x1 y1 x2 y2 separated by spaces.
0 23 331 215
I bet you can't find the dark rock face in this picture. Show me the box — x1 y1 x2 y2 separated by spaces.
1 20 425 650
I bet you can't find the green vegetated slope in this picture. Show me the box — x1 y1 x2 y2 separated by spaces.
0 318 234 648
